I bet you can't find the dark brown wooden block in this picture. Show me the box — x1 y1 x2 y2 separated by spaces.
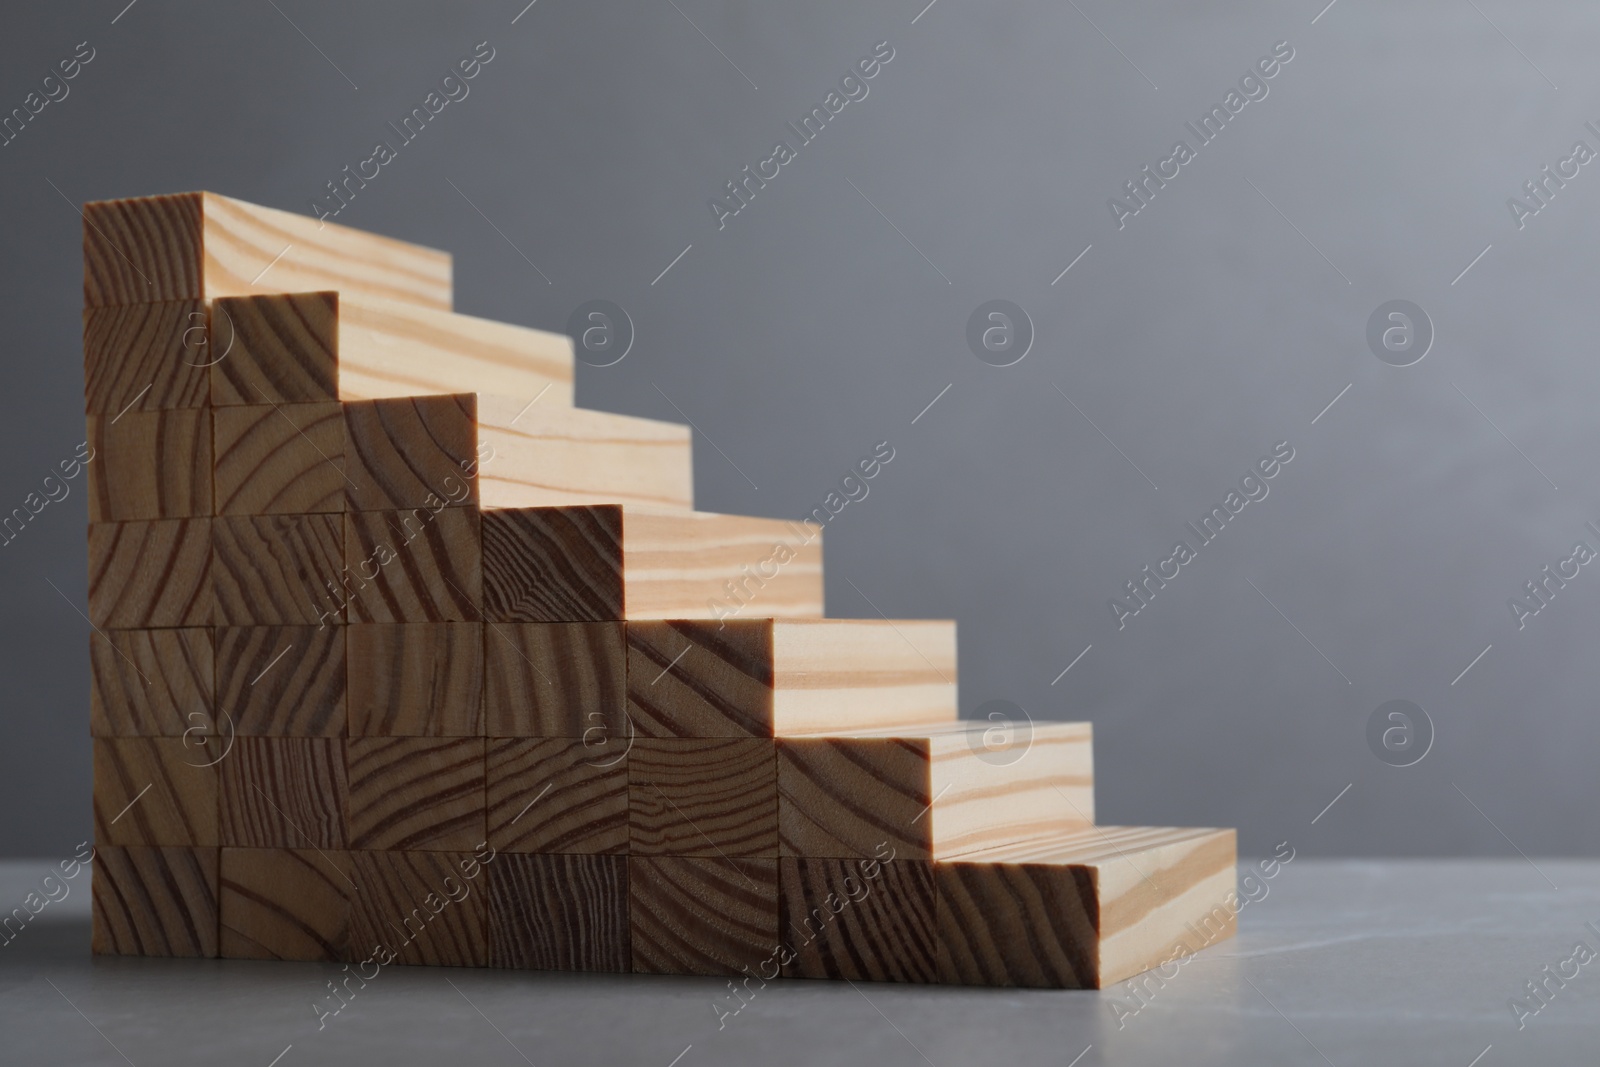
487 853 629 972
214 625 345 736
213 401 346 515
630 857 778 976
220 847 355 961
779 855 936 983
481 505 622 622
343 507 481 622
347 622 483 736
90 627 212 736
483 622 626 737
93 737 218 846
219 738 348 849
91 845 219 958
345 393 477 511
83 299 209 414
210 291 340 406
630 738 776 858
86 409 212 522
626 620 771 737
346 738 485 851
485 738 628 854
87 518 211 628
348 850 489 967
212 513 345 626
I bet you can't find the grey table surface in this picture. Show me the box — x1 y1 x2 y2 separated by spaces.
2 858 1597 1066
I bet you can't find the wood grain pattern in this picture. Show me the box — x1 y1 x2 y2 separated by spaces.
83 191 452 309
214 625 345 736
630 738 777 858
487 853 629 972
481 505 823 622
347 622 483 736
935 826 1238 988
213 513 345 626
91 845 219 958
346 738 485 851
345 393 477 511
210 291 339 405
625 620 771 737
486 738 628 854
777 722 1094 861
343 507 481 623
220 847 354 961
350 849 488 967
90 627 212 736
83 299 208 414
86 409 212 521
483 622 626 737
93 737 218 846
88 518 211 628
213 401 346 515
630 857 778 976
219 738 348 849
779 856 936 983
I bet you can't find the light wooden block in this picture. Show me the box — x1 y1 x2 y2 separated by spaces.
779 856 936 983
936 826 1238 988
210 292 572 407
83 299 208 414
343 507 481 622
91 845 219 958
344 393 477 511
626 619 956 737
483 622 626 737
487 853 629 972
90 627 212 736
93 737 218 846
88 518 211 628
83 191 451 310
630 738 777 858
85 409 211 521
346 738 485 851
481 505 823 622
630 857 778 976
214 625 345 736
347 622 483 736
220 847 355 961
349 850 488 967
212 513 345 626
485 738 629 854
218 738 348 849
213 401 346 515
778 721 1093 861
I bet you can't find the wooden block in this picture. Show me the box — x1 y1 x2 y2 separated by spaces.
83 299 208 414
630 857 778 976
630 738 776 858
88 518 211 628
93 737 218 846
219 738 348 849
475 396 693 511
779 855 936 982
936 826 1238 988
91 845 218 958
483 622 626 737
343 507 481 623
83 191 451 309
219 847 355 961
210 292 572 407
349 849 489 967
214 626 345 736
346 738 485 851
90 627 212 736
777 721 1093 861
345 393 477 511
85 409 211 521
626 619 957 738
347 622 483 736
481 505 823 622
213 401 346 515
487 853 629 972
486 738 628 854
213 513 345 626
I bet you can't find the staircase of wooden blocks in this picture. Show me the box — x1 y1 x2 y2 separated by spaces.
83 191 1238 988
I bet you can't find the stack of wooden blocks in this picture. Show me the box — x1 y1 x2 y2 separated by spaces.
84 192 1237 988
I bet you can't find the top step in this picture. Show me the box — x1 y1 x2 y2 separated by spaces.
83 192 452 310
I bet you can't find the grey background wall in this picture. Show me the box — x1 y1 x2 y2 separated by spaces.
2 0 1596 861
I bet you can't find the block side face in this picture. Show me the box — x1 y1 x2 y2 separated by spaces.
927 723 1094 858
90 627 213 736
629 857 778 976
777 737 932 860
344 394 477 511
481 506 622 622
213 513 345 626
91 845 219 958
87 518 212 628
487 853 629 972
83 299 209 413
1095 829 1238 987
344 507 481 623
213 402 346 515
934 861 1098 988
349 850 489 967
625 619 774 737
218 738 348 849
83 193 203 307
86 409 213 521
347 622 483 736
779 857 936 983
486 738 628 854
210 293 339 406
482 621 624 736
219 847 353 961
770 620 957 734
93 737 218 846
214 625 346 736
345 737 486 851
630 738 777 858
